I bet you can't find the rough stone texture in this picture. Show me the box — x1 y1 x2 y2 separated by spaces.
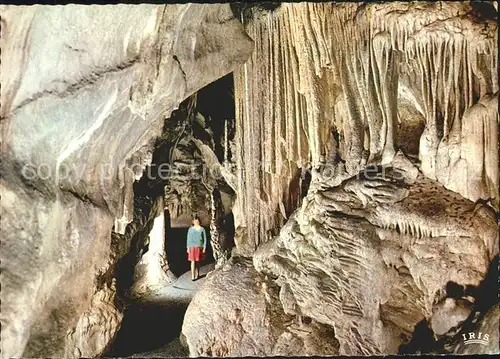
452 304 500 355
63 280 123 358
181 2 498 356
163 109 224 228
232 2 498 250
182 257 340 357
0 4 252 358
252 155 497 355
2 2 498 358
430 298 473 336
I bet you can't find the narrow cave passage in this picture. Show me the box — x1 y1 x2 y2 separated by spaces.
104 74 237 357
104 228 216 358
106 214 218 357
3 4 499 359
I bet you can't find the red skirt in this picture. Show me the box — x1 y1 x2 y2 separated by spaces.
188 246 205 262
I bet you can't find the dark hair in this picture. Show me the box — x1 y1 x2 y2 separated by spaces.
192 214 201 222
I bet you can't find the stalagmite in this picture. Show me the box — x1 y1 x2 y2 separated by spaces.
3 2 499 358
131 196 176 296
0 4 253 357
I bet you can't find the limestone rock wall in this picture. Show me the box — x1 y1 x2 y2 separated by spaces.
253 155 497 355
183 155 498 356
0 4 252 358
452 304 500 355
182 257 340 357
232 2 498 250
170 2 498 356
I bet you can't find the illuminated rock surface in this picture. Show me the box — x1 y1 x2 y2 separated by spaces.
0 4 252 358
183 2 498 356
1 2 498 358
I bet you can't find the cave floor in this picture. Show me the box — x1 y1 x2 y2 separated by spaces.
145 262 216 305
105 263 215 358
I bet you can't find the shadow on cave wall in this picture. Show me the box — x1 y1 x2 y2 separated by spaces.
104 301 188 357
264 167 311 241
231 1 281 23
399 255 500 355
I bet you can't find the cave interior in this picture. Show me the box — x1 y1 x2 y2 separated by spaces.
0 1 499 358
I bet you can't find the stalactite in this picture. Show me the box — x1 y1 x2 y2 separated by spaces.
437 93 499 208
210 187 230 268
404 15 498 180
223 119 229 164
233 2 498 249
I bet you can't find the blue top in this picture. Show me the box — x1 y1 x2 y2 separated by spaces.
186 226 207 250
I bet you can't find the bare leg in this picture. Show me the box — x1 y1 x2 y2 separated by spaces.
190 260 196 280
195 261 200 279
